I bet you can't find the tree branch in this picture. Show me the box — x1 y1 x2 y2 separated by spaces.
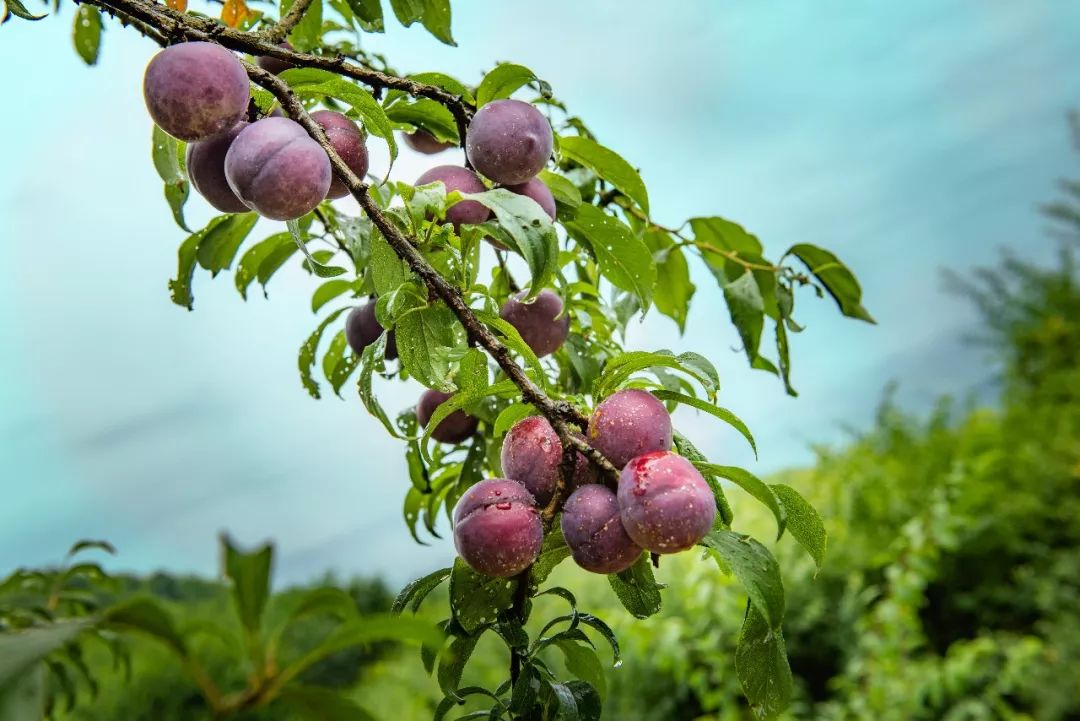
262 0 314 43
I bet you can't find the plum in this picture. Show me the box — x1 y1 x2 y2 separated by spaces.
257 42 295 75
414 165 490 228
617 450 716 554
501 416 596 506
185 121 250 213
345 301 397 360
453 478 543 577
403 129 455 154
417 389 479 444
561 484 642 574
466 99 553 185
504 177 556 220
499 289 569 358
312 110 369 199
143 42 250 142
587 389 673 469
224 117 331 220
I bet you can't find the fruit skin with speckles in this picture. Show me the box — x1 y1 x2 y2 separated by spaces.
453 478 543 577
312 110 369 199
345 301 397 360
617 450 716 554
588 389 673 469
561 484 642 574
185 121 250 213
499 289 570 358
504 177 556 220
417 389 479 444
414 165 491 228
501 416 596 506
224 117 332 220
143 42 250 142
466 99 553 185
403 129 455 154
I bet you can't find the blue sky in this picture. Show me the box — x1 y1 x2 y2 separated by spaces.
1 1 1078 586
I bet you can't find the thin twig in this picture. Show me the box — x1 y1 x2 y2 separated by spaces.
262 0 314 43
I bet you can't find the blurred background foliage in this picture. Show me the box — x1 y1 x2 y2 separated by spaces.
4 130 1074 719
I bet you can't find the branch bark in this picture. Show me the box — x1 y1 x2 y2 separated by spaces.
262 0 315 43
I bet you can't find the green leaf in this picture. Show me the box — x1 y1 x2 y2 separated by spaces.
449 558 516 634
282 0 323 51
4 0 45 21
576 614 620 667
299 308 348 399
282 69 399 170
691 216 764 261
787 243 875 323
645 231 694 331
421 379 517 454
385 98 459 144
344 0 383 30
0 622 88 687
556 640 606 700
558 135 649 215
152 125 191 231
221 535 273 635
66 539 116 559
771 484 826 569
410 72 474 105
169 225 207 310
596 350 717 400
369 230 410 296
547 681 580 721
673 433 733 527
723 270 769 368
565 204 655 310
493 402 536 438
529 526 571 587
312 279 354 313
565 680 602 721
419 0 453 45
474 310 546 382
235 232 296 299
396 303 461 392
700 530 784 629
102 597 186 655
607 554 662 619
392 567 452 614
464 189 559 298
652 390 756 458
286 219 347 278
695 464 784 538
322 330 362 397
72 5 102 65
197 213 258 275
356 333 400 437
476 63 537 106
437 633 479 700
278 685 378 721
735 602 793 721
538 170 582 220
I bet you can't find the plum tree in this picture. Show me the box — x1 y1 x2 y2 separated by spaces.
588 389 673 469
416 389 479 444
466 99 553 185
20 2 877 715
257 42 295 75
402 129 454 154
453 479 543 577
561 484 642 574
185 121 250 213
224 117 331 220
143 42 250 142
500 415 595 505
617 450 716 553
504 177 556 220
499 289 569 357
311 110 369 199
345 301 397 360
414 165 490 227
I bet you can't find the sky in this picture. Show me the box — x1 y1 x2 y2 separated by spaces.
1 1 1078 586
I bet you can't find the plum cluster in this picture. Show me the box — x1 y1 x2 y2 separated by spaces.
143 42 368 221
453 389 717 578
